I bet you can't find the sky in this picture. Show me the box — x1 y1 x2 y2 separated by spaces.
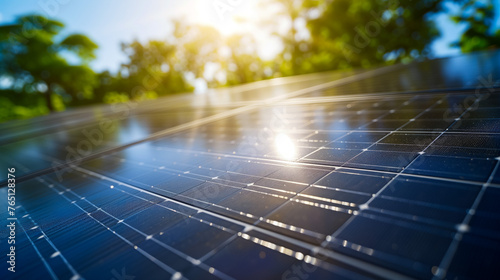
1 0 498 73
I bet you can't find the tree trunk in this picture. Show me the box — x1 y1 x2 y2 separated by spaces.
45 88 55 113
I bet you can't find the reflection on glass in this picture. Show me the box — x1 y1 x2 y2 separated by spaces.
275 133 296 161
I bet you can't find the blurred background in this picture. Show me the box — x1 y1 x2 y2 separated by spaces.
0 0 499 122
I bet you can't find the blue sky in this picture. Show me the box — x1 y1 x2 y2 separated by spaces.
1 0 498 73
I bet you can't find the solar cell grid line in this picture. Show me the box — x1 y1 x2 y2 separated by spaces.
242 95 446 245
67 164 414 280
331 95 477 226
306 99 482 206
27 176 196 279
321 93 490 277
0 62 404 186
147 104 366 161
237 95 427 230
37 174 236 280
3 113 494 278
276 97 403 148
37 154 372 274
76 153 341 242
3 52 500 280
124 144 344 199
46 107 500 192
75 145 469 237
337 94 449 169
5 156 235 278
55 92 488 278
11 99 402 186
296 94 440 166
15 211 58 280
394 168 500 187
16 205 81 280
67 107 500 190
49 140 500 243
118 149 323 195
432 159 500 279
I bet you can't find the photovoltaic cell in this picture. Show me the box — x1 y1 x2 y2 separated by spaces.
1 50 500 280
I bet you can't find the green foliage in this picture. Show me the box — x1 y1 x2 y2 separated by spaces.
0 90 49 120
60 34 98 61
173 21 223 83
1 1 499 122
0 14 99 119
451 0 500 52
110 21 265 96
267 0 443 75
117 39 190 97
224 34 266 85
103 91 130 104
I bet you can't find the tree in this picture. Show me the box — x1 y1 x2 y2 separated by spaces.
0 15 98 112
172 20 225 87
224 34 265 85
258 0 310 76
262 0 444 74
119 39 191 98
451 0 500 52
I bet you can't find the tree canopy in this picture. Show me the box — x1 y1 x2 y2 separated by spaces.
0 15 98 116
0 0 499 122
451 0 500 52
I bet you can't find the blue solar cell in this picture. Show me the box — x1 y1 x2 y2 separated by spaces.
329 216 454 279
154 220 234 259
446 234 500 279
315 170 393 194
301 148 362 165
260 201 352 243
2 51 500 279
404 155 496 181
379 176 480 209
204 234 300 280
345 150 418 172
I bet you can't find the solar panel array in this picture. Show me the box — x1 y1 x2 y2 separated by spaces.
1 50 500 280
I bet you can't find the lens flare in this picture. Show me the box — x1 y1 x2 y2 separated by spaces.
275 133 296 161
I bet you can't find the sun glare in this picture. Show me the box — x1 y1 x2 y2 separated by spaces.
275 133 296 161
185 0 283 60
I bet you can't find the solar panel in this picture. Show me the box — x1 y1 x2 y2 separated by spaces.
1 50 500 280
